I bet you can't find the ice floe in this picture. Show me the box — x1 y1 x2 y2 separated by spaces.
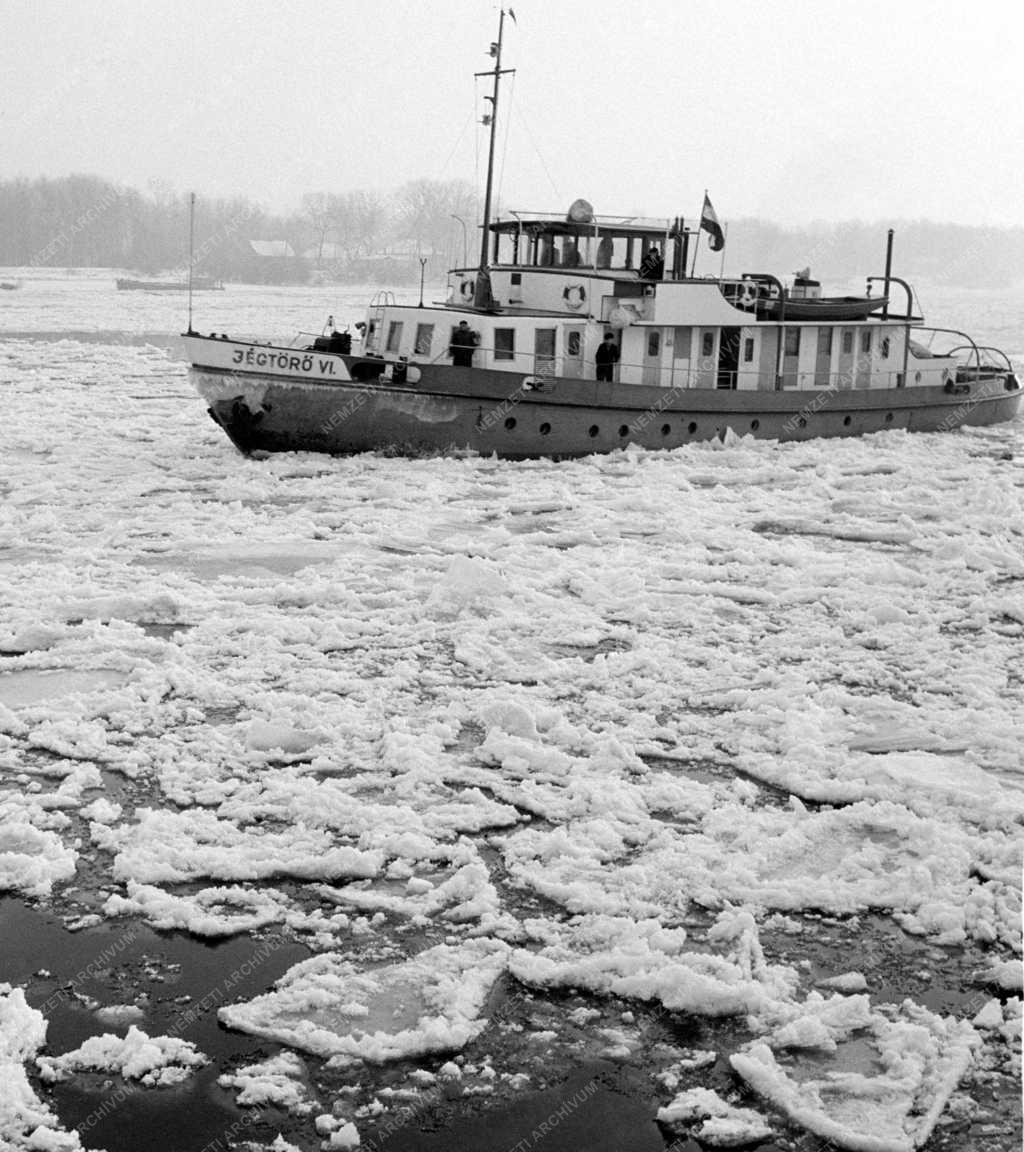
219 938 509 1061
731 1000 980 1151
0 984 84 1151
37 1025 208 1087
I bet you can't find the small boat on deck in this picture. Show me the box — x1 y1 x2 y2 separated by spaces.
183 12 1021 460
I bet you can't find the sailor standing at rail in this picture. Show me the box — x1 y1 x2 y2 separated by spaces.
449 320 479 367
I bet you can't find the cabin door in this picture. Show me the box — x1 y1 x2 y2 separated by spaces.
642 329 663 386
815 328 834 387
534 328 557 377
781 326 801 388
563 326 584 379
716 327 741 389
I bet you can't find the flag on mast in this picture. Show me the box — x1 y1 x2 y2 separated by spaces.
700 193 725 251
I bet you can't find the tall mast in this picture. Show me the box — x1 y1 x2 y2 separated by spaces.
476 9 512 274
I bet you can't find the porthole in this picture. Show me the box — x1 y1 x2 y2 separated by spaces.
588 424 599 438
750 419 760 431
661 423 671 436
504 416 516 430
539 422 551 435
798 417 807 428
843 415 852 426
618 424 629 437
688 421 697 434
885 412 893 423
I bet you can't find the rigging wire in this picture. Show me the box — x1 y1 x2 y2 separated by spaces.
510 96 561 203
436 102 478 181
494 68 517 218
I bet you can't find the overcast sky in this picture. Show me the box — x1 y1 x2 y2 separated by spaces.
3 0 1022 227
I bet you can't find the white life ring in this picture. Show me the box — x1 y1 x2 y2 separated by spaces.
563 284 586 310
460 279 475 300
735 282 759 309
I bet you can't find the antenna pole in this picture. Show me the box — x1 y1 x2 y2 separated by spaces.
187 192 196 334
477 9 508 273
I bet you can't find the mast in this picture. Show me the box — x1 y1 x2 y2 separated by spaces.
187 192 196 334
475 10 513 283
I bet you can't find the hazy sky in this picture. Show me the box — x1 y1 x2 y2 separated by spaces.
3 0 1022 227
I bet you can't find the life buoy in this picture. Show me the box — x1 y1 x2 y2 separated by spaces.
734 282 759 309
460 279 475 301
563 284 586 310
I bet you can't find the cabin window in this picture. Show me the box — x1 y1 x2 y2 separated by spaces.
861 330 872 353
414 324 434 356
784 328 800 356
701 331 715 357
647 331 661 357
881 337 891 359
386 321 404 353
842 331 854 354
494 328 515 360
567 331 582 357
743 337 755 363
817 329 833 356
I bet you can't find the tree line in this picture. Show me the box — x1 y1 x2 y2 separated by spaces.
0 174 477 284
0 173 1021 288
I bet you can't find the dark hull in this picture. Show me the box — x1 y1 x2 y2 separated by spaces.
192 360 1023 459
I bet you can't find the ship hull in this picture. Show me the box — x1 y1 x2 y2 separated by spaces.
188 337 1022 459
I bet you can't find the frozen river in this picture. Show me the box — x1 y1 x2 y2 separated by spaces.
0 273 1021 1152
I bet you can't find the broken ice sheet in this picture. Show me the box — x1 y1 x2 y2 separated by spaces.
219 938 509 1061
510 909 798 1016
103 880 290 937
656 1086 774 1146
36 1025 208 1087
730 999 980 1152
218 1051 313 1113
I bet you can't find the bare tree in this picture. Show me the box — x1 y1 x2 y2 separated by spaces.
393 179 476 257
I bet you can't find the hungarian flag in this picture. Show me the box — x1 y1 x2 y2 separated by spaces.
700 193 725 251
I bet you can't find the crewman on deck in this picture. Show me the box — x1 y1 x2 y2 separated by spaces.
639 244 664 279
595 332 620 382
449 320 479 367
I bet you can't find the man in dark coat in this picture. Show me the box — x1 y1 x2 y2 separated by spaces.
595 332 619 382
449 320 479 367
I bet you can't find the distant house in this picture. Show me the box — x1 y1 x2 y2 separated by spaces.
247 239 306 284
250 240 295 258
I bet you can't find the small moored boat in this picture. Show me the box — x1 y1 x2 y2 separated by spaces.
119 275 223 291
183 12 1021 460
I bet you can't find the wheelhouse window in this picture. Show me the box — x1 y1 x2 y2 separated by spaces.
784 327 800 356
861 330 872 353
386 321 403 353
414 324 434 356
743 337 755 363
881 337 891 359
842 331 854 354
494 328 516 361
647 331 661 357
701 331 715 357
